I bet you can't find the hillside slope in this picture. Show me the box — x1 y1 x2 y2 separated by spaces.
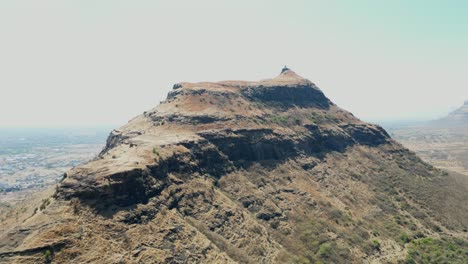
1 68 467 264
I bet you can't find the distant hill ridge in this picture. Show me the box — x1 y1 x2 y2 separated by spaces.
432 101 468 127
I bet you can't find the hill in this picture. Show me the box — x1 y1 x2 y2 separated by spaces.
432 101 468 127
1 68 467 263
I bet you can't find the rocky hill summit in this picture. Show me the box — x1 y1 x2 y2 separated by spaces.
1 68 467 263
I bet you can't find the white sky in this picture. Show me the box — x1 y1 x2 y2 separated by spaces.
0 1 467 127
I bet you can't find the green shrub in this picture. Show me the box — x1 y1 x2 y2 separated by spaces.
44 249 52 262
294 117 302 125
400 233 412 244
39 198 51 211
308 112 339 124
371 240 381 251
153 147 160 156
60 173 67 182
403 237 468 264
317 242 332 258
268 115 289 125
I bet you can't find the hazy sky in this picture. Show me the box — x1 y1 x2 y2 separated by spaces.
0 0 467 127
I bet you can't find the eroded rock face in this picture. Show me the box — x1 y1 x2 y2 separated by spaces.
240 83 332 109
1 69 467 264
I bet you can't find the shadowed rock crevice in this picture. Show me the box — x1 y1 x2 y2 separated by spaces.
199 125 391 167
62 121 393 216
149 113 232 125
240 84 332 109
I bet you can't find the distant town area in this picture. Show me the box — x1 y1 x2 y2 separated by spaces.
0 128 109 204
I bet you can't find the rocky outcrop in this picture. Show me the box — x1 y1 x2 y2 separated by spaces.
240 83 332 109
1 68 467 264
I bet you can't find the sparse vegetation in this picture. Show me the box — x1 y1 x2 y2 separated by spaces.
292 219 354 263
153 147 160 156
185 217 250 263
60 172 67 182
70 198 80 215
39 198 51 211
253 101 265 109
402 237 468 264
371 240 381 251
294 117 302 125
44 249 52 262
264 110 342 127
268 115 289 125
363 239 381 254
399 232 412 244
308 112 339 124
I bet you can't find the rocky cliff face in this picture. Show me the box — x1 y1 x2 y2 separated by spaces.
1 69 467 264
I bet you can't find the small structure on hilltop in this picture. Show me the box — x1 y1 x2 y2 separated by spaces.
281 65 290 73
